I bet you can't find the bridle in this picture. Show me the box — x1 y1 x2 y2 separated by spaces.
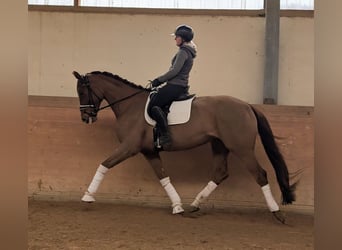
79 75 147 117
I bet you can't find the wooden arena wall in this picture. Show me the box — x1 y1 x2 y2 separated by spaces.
28 96 314 213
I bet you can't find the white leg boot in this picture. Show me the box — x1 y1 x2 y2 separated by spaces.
81 165 109 202
160 177 184 214
261 184 280 212
191 181 218 208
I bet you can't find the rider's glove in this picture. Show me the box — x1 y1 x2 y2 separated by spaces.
151 78 161 87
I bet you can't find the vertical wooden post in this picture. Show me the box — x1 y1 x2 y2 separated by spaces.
263 0 280 104
74 0 79 7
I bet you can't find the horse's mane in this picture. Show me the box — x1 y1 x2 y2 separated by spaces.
90 71 149 91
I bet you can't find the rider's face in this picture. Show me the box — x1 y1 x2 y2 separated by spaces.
175 36 183 46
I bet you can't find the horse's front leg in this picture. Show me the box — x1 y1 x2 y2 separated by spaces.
143 152 184 215
81 142 139 202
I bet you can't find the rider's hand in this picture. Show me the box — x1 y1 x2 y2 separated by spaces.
151 79 161 87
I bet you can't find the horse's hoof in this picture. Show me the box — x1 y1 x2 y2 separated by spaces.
272 210 286 224
180 206 205 218
172 205 185 214
189 206 200 213
81 192 95 203
182 208 204 218
181 211 199 218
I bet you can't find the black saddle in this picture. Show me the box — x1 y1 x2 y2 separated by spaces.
174 93 196 101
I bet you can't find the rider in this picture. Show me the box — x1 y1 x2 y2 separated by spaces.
148 24 197 149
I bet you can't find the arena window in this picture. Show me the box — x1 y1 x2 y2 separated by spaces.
28 0 314 10
28 0 74 6
280 0 314 10
79 0 264 9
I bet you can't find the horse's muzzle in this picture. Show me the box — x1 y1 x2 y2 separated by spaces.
81 112 98 124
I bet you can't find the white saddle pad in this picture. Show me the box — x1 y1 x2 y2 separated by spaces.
144 94 195 126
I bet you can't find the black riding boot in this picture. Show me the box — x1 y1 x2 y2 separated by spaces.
150 106 172 148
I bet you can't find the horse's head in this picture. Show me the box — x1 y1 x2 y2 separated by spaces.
73 71 103 124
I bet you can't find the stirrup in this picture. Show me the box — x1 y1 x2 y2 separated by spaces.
159 134 172 149
153 127 172 150
154 136 172 150
154 137 162 149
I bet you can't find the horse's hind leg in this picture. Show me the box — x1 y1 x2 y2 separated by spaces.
190 138 229 210
235 149 280 213
143 152 184 214
211 138 230 184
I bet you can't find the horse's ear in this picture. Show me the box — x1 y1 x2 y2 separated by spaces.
73 71 83 80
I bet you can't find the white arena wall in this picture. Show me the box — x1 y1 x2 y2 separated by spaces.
28 10 313 106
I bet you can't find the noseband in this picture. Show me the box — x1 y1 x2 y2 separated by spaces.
79 75 146 116
79 76 100 117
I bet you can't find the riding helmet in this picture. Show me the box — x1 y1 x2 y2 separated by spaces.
174 25 194 42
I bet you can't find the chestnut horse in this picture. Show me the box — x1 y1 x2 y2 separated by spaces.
73 71 296 223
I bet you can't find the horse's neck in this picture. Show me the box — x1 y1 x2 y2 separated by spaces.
102 79 147 118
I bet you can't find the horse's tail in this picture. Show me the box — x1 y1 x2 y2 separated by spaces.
250 105 297 205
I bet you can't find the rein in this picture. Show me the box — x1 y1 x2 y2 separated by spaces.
97 89 146 111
